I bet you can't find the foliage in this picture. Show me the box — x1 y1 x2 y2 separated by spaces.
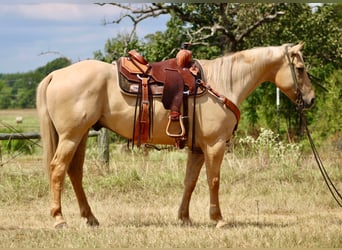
237 128 302 167
143 15 186 61
94 33 142 62
0 57 71 109
0 127 37 154
310 69 342 140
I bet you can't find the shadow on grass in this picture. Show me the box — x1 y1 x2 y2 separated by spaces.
104 217 294 229
216 219 292 229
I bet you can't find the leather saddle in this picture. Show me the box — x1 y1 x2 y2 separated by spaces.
118 50 204 97
117 49 205 147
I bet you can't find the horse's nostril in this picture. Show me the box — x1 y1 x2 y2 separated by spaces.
311 98 315 106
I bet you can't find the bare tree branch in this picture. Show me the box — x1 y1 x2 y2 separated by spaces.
236 11 285 43
37 50 70 60
95 3 170 48
185 23 227 46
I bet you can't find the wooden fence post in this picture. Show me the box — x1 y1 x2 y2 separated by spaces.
97 128 110 168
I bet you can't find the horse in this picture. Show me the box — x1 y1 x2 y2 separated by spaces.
36 43 315 228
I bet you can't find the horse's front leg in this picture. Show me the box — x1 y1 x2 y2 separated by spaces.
178 150 204 225
203 140 226 227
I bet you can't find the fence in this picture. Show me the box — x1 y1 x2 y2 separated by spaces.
0 128 110 166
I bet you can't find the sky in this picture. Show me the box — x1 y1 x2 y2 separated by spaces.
0 1 170 74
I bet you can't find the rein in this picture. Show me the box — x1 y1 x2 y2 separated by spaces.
285 46 342 207
300 110 342 207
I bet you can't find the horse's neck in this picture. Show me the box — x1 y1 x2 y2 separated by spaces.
203 47 283 106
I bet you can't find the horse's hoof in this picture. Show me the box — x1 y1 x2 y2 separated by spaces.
54 221 68 229
180 218 192 226
216 219 227 229
86 216 100 227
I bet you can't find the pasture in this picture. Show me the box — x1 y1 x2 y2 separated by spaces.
0 109 341 247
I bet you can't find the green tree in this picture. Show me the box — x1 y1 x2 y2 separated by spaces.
94 33 141 62
0 57 71 109
311 69 342 139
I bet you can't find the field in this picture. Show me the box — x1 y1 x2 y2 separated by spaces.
0 109 341 247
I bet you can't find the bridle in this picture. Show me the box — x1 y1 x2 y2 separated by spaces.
285 46 342 207
285 45 305 111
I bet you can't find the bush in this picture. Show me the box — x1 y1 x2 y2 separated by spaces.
0 128 37 155
237 128 302 167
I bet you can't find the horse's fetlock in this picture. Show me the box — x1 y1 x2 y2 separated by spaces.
210 205 222 221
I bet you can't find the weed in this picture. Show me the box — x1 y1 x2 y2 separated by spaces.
237 128 302 167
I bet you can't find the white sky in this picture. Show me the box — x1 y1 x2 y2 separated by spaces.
0 2 169 73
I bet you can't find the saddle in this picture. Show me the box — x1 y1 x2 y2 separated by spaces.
118 49 204 147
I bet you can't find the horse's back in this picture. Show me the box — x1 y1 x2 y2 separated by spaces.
51 59 116 82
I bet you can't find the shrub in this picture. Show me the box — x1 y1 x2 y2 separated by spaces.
237 127 302 167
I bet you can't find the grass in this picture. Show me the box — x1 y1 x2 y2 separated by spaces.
0 146 341 247
0 109 39 132
0 110 341 247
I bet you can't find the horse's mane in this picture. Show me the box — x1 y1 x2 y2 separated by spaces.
201 45 287 94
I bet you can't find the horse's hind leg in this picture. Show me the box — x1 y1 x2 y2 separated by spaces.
50 138 80 228
67 134 99 227
178 150 204 225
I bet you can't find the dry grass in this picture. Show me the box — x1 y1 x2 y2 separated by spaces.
0 144 341 248
0 110 341 247
0 108 39 132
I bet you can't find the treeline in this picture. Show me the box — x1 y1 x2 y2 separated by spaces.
0 57 71 109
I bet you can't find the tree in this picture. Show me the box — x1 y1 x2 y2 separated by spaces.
94 33 141 62
0 57 71 109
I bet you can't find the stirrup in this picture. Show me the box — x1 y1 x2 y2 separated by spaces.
166 115 186 138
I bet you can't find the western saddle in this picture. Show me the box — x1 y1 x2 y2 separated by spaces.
117 47 204 148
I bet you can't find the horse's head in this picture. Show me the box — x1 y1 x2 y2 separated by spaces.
275 43 315 110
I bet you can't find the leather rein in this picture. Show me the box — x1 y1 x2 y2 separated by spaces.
285 46 342 207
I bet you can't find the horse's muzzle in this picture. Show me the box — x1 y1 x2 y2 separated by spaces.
303 97 315 109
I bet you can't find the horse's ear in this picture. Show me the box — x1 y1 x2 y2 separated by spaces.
289 42 304 55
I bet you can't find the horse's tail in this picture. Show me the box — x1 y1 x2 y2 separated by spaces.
36 74 57 179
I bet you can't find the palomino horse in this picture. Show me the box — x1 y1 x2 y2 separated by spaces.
36 43 315 228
